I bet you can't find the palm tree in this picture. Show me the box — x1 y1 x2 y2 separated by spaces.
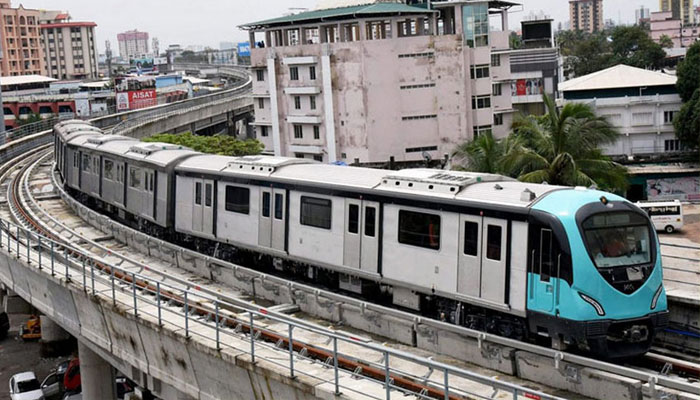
452 95 628 192
506 95 628 191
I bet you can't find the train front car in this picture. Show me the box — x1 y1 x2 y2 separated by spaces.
527 188 669 359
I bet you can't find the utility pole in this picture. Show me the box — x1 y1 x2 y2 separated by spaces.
105 40 113 77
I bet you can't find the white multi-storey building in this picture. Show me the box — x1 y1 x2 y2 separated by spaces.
559 64 683 157
241 0 515 164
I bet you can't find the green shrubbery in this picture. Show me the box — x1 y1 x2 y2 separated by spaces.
142 132 264 156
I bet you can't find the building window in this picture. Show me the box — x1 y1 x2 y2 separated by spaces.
471 95 491 109
463 3 489 48
309 95 316 110
293 124 303 139
300 196 332 229
309 65 316 80
631 112 653 126
290 66 299 80
491 54 501 67
256 69 264 81
494 114 503 126
663 110 676 124
492 83 501 96
294 96 301 109
313 125 320 140
398 210 440 250
225 186 250 214
313 154 323 162
260 126 268 137
473 125 492 138
258 98 264 109
664 139 681 151
470 64 489 79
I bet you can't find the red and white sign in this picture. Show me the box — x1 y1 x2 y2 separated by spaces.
128 89 157 110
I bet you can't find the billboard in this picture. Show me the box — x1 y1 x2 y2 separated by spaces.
153 57 168 65
116 89 157 111
647 176 700 201
511 78 544 96
129 57 157 74
237 41 251 57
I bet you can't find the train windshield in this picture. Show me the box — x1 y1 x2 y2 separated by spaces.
582 212 652 268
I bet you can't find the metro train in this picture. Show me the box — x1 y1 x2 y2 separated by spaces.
54 120 669 358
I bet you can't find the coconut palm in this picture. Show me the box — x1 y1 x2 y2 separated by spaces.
506 95 628 191
453 95 629 192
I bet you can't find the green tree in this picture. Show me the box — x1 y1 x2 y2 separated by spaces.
452 130 507 174
674 89 700 151
608 26 665 70
676 41 700 102
658 34 674 48
509 32 522 50
16 113 43 127
142 132 264 156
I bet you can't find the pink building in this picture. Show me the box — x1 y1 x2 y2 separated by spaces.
241 1 515 165
650 11 700 48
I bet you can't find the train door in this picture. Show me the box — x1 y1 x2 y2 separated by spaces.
258 189 272 248
457 215 482 297
270 189 286 251
143 170 155 219
202 180 214 236
529 227 556 313
192 180 203 232
480 218 508 304
343 199 380 272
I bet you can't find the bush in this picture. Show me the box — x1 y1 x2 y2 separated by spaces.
142 132 264 156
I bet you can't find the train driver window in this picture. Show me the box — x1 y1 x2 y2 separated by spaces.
540 229 553 281
398 210 440 250
348 204 359 234
486 225 502 261
225 186 249 214
365 206 376 237
195 182 202 205
129 167 141 189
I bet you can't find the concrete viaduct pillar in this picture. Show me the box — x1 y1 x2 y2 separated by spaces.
78 341 117 400
40 316 72 357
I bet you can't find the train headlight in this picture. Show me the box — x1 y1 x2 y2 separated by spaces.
579 292 606 316
651 284 663 310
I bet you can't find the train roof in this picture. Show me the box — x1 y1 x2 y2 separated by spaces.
176 155 567 207
89 140 198 167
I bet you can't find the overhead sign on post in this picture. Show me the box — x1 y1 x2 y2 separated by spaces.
237 42 251 57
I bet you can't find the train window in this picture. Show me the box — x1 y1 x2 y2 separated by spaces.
301 196 332 229
104 159 114 180
486 225 502 261
73 153 78 167
150 173 155 192
195 182 202 205
225 186 249 214
540 229 553 281
365 206 376 237
274 193 284 220
205 183 212 206
262 192 271 218
463 221 479 256
398 210 440 250
348 204 359 234
129 167 141 188
82 154 90 172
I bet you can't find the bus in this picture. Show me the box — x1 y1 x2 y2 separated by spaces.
636 200 684 233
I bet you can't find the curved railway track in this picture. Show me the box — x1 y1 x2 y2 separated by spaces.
0 144 695 400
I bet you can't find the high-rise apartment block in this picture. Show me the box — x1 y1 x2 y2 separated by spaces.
39 11 99 80
117 29 149 60
0 0 45 76
635 6 650 24
660 0 696 25
569 0 603 32
242 0 515 164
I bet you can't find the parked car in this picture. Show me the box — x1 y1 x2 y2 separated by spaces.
39 372 61 399
0 312 9 340
9 372 44 400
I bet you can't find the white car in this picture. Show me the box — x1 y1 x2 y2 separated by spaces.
9 372 44 400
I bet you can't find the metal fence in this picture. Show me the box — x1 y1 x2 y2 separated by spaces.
0 216 562 400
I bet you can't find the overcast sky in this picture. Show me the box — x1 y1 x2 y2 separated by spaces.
16 0 662 53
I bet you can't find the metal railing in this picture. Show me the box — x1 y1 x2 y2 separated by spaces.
0 216 562 400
